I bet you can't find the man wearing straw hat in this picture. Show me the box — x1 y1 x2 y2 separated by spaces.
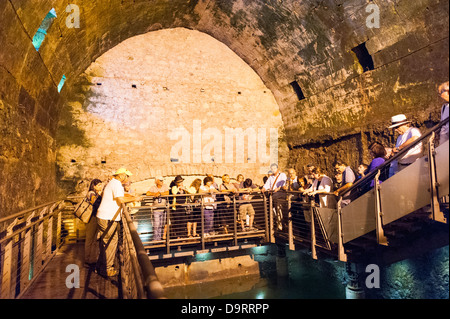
96 168 142 277
388 114 423 175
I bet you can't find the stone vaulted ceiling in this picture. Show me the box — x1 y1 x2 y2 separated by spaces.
0 0 448 215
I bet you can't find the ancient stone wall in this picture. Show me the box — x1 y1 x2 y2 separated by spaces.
56 28 286 192
1 0 448 214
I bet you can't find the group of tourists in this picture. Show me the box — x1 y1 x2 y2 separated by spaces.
78 81 448 277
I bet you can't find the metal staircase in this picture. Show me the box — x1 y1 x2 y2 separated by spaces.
303 119 449 264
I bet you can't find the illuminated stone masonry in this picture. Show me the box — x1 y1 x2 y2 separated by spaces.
56 28 287 190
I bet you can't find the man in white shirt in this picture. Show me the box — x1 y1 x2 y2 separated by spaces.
262 164 287 230
303 167 333 208
333 161 356 207
388 114 423 175
96 168 142 277
262 164 287 193
283 168 301 192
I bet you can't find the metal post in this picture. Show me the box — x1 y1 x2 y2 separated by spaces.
263 193 269 242
428 132 447 223
20 213 34 293
233 195 238 246
345 263 365 299
336 198 347 262
200 199 205 250
269 193 275 243
287 195 295 251
46 213 53 258
310 203 317 260
165 202 170 255
374 171 388 246
1 219 18 299
34 208 45 275
56 205 62 247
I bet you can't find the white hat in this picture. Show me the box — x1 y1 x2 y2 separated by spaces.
113 168 133 176
388 114 410 129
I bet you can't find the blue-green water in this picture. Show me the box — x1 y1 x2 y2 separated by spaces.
215 274 345 299
163 246 347 299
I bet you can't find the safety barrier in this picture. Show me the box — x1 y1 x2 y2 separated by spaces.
132 191 269 254
119 204 165 299
0 200 66 298
1 118 447 298
131 190 339 261
339 119 449 250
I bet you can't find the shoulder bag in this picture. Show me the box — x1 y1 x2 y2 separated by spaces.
74 193 98 223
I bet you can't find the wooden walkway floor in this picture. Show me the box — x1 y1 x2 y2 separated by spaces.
20 242 120 299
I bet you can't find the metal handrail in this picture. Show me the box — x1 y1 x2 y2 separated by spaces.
0 200 65 244
0 200 67 299
340 117 449 199
120 204 166 299
0 199 65 225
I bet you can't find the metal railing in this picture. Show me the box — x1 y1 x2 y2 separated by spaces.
119 204 165 299
131 191 270 254
130 190 340 261
340 118 449 203
336 119 449 261
0 200 66 299
1 119 447 298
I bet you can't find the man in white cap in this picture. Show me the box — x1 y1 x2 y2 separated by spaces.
389 114 422 175
96 168 142 277
146 176 169 241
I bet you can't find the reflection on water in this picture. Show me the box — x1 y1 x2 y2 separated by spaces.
135 209 346 299
164 271 345 299
162 250 346 299
164 274 264 299
215 271 345 299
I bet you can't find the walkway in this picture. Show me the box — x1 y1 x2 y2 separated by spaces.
2 119 448 299
20 243 120 299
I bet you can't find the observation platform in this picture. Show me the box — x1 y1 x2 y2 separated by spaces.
1 122 448 299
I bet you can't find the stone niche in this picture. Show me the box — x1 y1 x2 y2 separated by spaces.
56 28 288 193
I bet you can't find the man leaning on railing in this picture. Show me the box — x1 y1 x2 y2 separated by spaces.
388 114 423 177
261 164 287 230
96 168 143 277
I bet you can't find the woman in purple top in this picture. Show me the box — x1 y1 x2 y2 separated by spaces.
368 142 387 187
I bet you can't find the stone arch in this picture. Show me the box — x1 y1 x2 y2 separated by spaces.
1 0 448 215
57 28 287 192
